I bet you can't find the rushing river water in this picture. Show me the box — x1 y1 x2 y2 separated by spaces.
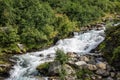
6 27 105 80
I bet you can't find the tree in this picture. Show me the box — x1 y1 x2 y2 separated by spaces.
21 27 47 49
0 25 19 47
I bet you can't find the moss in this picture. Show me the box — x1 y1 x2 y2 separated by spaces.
36 62 50 75
37 62 50 70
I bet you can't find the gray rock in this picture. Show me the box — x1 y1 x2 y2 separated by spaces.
64 64 75 75
107 77 113 80
91 75 96 80
80 56 89 62
71 58 78 62
64 64 76 80
68 60 75 65
47 54 51 58
87 64 97 71
39 54 44 57
88 57 96 65
48 77 60 80
96 75 102 79
67 52 77 58
96 69 109 77
106 65 112 71
110 72 115 78
95 57 104 62
65 75 76 80
116 72 120 80
96 62 106 70
48 61 61 75
35 76 45 80
75 61 87 66
17 43 26 53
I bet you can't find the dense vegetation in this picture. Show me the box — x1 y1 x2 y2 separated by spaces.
0 0 120 54
99 24 120 70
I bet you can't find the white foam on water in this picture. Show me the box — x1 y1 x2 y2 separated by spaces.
6 28 105 80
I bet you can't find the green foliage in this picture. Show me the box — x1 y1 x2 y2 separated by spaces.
112 46 120 62
21 27 47 49
76 69 93 80
42 0 120 26
59 66 67 80
0 26 19 47
37 62 50 71
99 24 120 69
54 15 77 38
55 49 69 65
0 0 120 54
36 62 50 75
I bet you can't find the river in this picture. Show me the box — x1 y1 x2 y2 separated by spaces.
6 27 105 80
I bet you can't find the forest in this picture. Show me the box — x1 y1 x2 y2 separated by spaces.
0 0 120 54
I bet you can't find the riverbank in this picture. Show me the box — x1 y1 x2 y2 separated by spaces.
36 51 120 80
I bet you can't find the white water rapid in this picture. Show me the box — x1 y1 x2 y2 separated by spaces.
6 27 105 80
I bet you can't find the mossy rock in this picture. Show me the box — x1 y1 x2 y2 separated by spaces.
36 62 50 75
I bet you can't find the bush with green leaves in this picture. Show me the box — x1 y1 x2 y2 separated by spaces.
76 69 93 80
55 49 69 65
0 0 120 54
99 24 120 70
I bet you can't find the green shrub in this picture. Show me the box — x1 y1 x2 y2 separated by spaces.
59 65 67 80
0 0 120 54
99 24 120 69
112 46 120 62
55 49 69 65
76 69 93 79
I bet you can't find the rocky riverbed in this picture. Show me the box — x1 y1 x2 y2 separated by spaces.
36 52 120 80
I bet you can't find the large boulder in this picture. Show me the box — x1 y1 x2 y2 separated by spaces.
37 62 50 75
48 61 61 76
64 64 76 80
64 64 75 75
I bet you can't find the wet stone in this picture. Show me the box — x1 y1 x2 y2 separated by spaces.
39 54 44 57
96 69 109 77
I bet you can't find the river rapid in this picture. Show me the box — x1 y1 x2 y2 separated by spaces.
6 27 105 80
